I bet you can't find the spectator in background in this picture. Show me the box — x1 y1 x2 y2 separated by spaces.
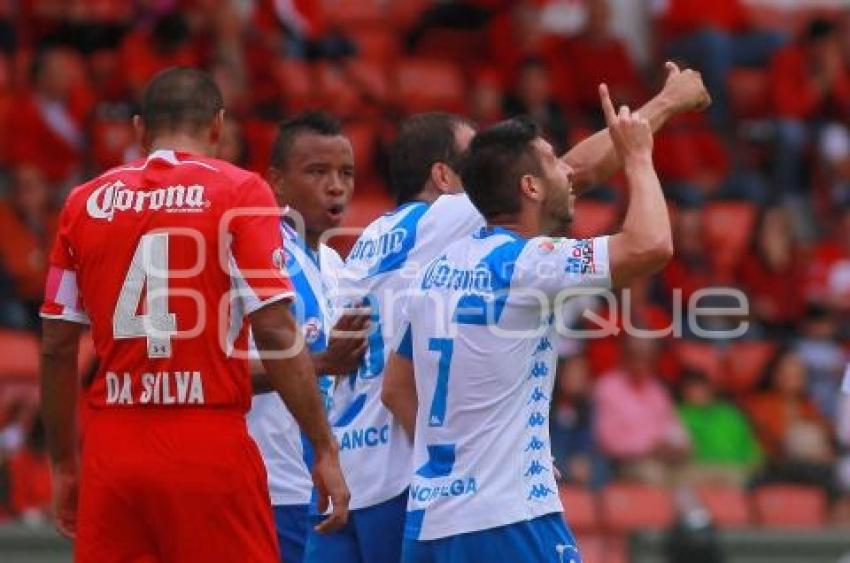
794 306 848 421
0 165 57 332
806 205 850 316
550 354 610 490
503 57 568 154
5 47 90 190
562 0 646 118
738 205 806 337
662 205 717 303
678 370 762 487
8 416 50 525
595 335 691 487
836 391 850 495
746 347 837 498
658 0 785 127
217 116 249 167
118 11 200 98
467 68 504 128
769 19 850 198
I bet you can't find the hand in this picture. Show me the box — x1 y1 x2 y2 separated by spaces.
320 308 370 375
659 61 711 114
51 465 78 539
311 448 350 533
600 83 653 161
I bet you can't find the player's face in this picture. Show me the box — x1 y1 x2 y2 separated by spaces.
273 133 355 240
533 138 575 235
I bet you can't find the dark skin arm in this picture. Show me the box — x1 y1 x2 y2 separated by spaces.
381 352 417 441
251 309 369 394
40 318 84 539
250 300 350 533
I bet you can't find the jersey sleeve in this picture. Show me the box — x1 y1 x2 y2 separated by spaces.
40 205 90 324
513 236 611 299
229 176 294 315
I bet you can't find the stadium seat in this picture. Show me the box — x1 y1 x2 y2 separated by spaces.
322 0 387 27
753 485 827 529
600 483 675 533
559 486 600 534
344 59 392 111
570 201 619 239
343 121 377 180
575 533 605 563
242 119 279 174
350 28 401 63
394 58 466 114
316 62 363 118
388 0 434 31
703 202 757 276
724 341 776 393
674 341 723 384
274 60 317 113
413 28 488 65
0 330 39 380
696 485 752 528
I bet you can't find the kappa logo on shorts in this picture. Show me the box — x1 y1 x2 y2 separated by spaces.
556 543 581 563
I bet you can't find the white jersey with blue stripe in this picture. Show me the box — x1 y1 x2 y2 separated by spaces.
332 193 485 510
247 222 342 506
396 227 611 541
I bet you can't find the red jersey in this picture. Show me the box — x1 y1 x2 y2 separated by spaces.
41 149 293 412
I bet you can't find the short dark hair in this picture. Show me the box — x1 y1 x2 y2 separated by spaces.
389 112 474 205
461 116 544 221
140 67 224 135
269 111 343 170
804 18 835 43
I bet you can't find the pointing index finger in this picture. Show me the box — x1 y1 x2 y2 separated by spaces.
599 83 616 125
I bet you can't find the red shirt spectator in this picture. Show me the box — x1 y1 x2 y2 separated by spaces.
5 49 92 187
769 22 850 120
659 0 747 37
653 113 729 193
805 207 850 311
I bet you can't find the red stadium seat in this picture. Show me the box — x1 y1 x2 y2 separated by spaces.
328 190 393 257
242 119 279 174
575 533 605 563
395 58 466 113
316 62 363 118
724 341 776 393
674 341 723 384
0 330 39 380
600 483 675 533
346 59 392 109
343 121 377 180
322 0 387 27
753 485 827 529
571 201 619 239
703 202 757 276
275 60 317 113
413 29 488 65
559 486 600 534
350 28 401 63
696 486 752 528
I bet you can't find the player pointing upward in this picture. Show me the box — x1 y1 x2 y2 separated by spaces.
39 68 348 562
383 82 687 563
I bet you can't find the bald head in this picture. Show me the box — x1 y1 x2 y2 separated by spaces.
139 67 224 138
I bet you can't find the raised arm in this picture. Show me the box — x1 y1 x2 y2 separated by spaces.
40 318 83 539
599 84 674 287
564 62 711 194
250 301 350 533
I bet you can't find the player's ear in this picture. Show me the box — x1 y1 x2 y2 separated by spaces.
266 166 286 199
132 115 150 152
209 109 226 146
429 162 453 194
520 174 543 203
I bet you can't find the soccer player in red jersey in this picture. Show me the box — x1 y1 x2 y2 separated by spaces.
39 68 349 562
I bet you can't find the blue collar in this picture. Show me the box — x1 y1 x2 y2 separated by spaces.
473 225 525 241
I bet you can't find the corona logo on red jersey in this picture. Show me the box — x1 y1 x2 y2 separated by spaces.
86 180 208 221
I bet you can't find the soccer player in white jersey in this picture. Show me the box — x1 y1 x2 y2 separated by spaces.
383 82 695 562
246 112 368 562
310 64 710 563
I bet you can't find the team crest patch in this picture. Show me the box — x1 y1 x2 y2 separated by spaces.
537 238 556 255
272 247 286 269
303 317 323 344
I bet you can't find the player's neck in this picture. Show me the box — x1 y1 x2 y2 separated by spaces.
148 135 214 158
487 208 542 239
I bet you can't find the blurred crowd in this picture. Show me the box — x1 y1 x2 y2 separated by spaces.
0 0 849 528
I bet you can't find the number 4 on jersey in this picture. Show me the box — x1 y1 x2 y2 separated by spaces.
113 233 177 358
